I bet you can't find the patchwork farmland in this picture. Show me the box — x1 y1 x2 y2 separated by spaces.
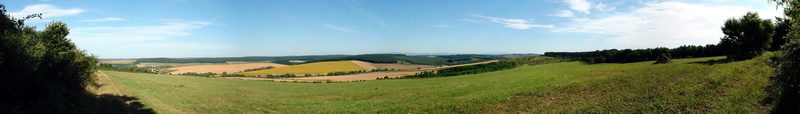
234 61 367 76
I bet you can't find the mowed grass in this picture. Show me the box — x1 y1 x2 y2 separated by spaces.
101 55 773 113
234 61 364 76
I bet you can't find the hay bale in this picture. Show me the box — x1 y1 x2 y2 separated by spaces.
654 54 672 64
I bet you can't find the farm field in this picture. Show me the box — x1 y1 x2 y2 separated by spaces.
234 61 366 76
168 63 288 74
98 56 773 113
349 61 377 71
222 71 421 82
100 59 137 64
136 62 228 68
371 63 434 70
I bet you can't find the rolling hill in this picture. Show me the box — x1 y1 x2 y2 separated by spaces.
98 55 774 113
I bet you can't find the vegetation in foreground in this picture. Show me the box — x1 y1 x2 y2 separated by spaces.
100 56 773 113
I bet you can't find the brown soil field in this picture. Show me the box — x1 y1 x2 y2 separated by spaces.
371 64 434 70
220 71 420 82
350 60 377 70
168 63 288 74
100 59 136 64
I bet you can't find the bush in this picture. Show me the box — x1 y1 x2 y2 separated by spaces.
0 5 98 113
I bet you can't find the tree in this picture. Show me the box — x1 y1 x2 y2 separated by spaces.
768 0 800 113
719 12 775 60
0 4 98 113
772 17 791 51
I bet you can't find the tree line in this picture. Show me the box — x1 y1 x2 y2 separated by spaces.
546 12 789 63
544 44 724 64
400 57 566 79
98 63 154 74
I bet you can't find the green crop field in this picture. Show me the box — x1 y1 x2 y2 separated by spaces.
234 61 365 76
100 55 774 113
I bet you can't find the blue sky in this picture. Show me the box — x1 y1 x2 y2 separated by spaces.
3 0 784 58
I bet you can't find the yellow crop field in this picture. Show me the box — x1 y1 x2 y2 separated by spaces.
235 61 365 76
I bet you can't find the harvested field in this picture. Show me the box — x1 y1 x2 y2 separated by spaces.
100 59 136 64
371 64 434 70
136 62 227 68
221 71 420 81
234 61 365 76
350 60 377 70
168 63 288 74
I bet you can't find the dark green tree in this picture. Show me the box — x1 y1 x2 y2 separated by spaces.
0 4 98 113
772 17 791 51
719 12 775 60
768 0 800 113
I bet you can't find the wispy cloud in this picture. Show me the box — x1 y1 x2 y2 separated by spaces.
433 24 451 28
79 17 126 22
551 10 575 17
564 0 591 14
322 24 354 33
470 14 554 29
69 18 232 58
552 2 783 48
346 0 389 29
71 19 214 43
9 4 84 19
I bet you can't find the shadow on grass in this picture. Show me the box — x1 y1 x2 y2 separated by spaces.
93 94 155 114
689 58 742 65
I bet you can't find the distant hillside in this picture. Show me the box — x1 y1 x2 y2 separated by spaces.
134 55 349 65
133 53 538 66
308 54 508 65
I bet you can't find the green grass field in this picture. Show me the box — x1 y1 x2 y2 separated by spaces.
101 55 774 113
234 61 365 76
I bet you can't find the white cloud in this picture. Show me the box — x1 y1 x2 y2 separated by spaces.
68 19 233 58
70 20 213 43
564 0 592 14
322 24 354 33
594 3 615 12
471 14 554 29
79 17 125 22
552 10 575 17
552 2 784 48
9 4 84 19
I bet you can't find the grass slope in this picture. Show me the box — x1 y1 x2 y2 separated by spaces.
234 61 364 75
101 56 772 113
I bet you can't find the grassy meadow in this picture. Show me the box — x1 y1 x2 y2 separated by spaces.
234 61 365 76
101 55 774 113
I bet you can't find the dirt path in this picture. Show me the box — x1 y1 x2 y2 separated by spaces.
95 70 122 95
93 71 178 113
